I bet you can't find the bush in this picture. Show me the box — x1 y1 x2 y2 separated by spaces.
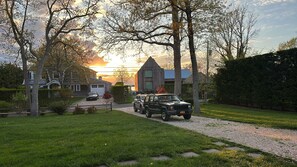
59 89 73 99
73 106 85 115
111 86 133 104
49 101 68 115
12 92 27 111
0 89 19 102
0 101 13 113
87 106 96 114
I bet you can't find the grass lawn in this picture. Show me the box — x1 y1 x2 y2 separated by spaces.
198 104 297 130
0 110 296 167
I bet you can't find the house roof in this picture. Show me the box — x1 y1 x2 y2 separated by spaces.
139 56 163 72
88 78 111 85
164 69 191 80
183 72 208 84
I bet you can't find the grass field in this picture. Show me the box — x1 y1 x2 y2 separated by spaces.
199 104 297 130
0 110 296 167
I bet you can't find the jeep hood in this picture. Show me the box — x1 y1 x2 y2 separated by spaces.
160 101 190 105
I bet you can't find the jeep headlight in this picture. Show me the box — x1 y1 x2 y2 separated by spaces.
188 105 192 108
168 106 174 110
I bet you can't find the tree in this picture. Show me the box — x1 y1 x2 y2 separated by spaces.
3 0 100 116
176 0 223 113
278 37 297 51
0 63 23 88
180 0 201 113
3 0 32 111
102 0 183 95
36 36 97 87
210 5 258 61
113 65 133 84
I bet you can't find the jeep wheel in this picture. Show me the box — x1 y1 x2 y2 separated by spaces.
161 111 170 121
145 108 152 118
183 114 191 120
133 105 137 112
140 106 145 114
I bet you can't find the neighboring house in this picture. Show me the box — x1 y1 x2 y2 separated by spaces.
183 72 207 84
27 65 111 96
135 56 212 98
164 69 192 84
27 71 48 87
135 57 164 93
135 57 193 93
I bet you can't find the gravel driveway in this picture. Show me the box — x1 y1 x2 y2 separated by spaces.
117 106 297 162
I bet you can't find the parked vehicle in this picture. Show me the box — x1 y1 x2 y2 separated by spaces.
143 94 192 121
86 92 99 101
133 94 147 114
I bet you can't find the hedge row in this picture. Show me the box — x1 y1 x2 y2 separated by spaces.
111 86 133 104
0 89 73 107
215 48 297 111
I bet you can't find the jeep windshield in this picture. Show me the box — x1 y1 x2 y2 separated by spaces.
158 95 180 102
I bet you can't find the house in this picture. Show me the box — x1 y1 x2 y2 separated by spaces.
135 57 192 93
183 72 207 84
135 57 164 93
164 69 192 84
61 65 111 96
27 65 111 96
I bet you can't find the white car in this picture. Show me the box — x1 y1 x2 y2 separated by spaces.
133 94 147 114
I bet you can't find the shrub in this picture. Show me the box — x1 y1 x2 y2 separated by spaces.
87 106 96 114
0 101 13 113
12 92 27 111
49 101 68 115
59 89 73 99
73 106 85 115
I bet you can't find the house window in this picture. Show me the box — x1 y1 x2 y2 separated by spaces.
144 70 152 78
98 84 105 88
91 85 98 88
145 81 153 90
75 84 81 92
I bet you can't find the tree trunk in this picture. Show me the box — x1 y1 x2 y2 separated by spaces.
22 56 31 111
185 0 200 113
171 0 182 96
31 49 50 116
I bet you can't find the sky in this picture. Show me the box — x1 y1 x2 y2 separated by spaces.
245 0 297 52
90 0 297 84
1 0 297 84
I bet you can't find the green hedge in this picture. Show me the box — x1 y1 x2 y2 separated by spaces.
215 48 297 111
111 86 133 104
0 89 73 107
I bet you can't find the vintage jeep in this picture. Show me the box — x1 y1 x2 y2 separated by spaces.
143 93 192 121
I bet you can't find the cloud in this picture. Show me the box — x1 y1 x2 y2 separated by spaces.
255 0 294 6
89 56 109 67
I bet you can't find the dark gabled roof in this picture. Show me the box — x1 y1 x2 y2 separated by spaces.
139 56 163 71
164 69 191 80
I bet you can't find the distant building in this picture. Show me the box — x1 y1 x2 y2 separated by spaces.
26 65 111 96
135 57 164 93
135 57 192 93
164 69 192 84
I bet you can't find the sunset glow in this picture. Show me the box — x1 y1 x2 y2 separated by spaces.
89 54 143 84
